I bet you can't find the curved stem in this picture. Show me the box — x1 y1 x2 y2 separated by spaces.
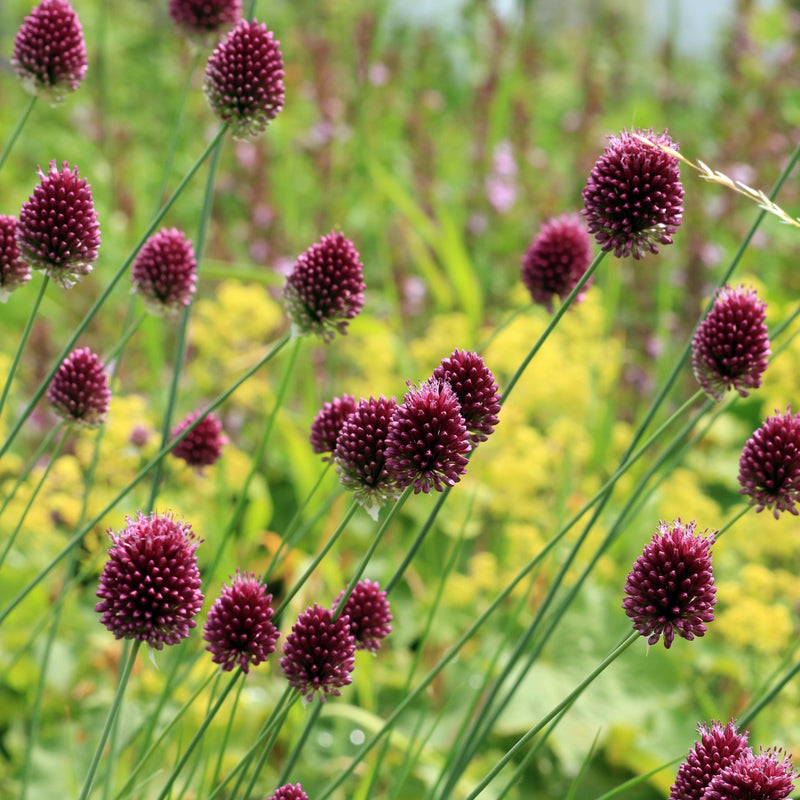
0 94 37 172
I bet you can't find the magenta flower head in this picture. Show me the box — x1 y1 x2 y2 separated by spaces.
95 512 204 650
203 570 279 673
521 213 593 312
12 0 87 105
169 0 242 46
131 228 197 316
17 160 100 289
280 604 356 702
310 393 357 459
692 285 770 401
704 748 798 800
203 18 285 141
283 231 366 343
47 347 111 428
623 519 716 649
333 395 399 518
669 720 751 800
170 410 228 471
385 380 471 494
0 215 31 302
739 408 800 519
333 579 392 653
582 128 684 259
431 349 501 445
268 784 309 800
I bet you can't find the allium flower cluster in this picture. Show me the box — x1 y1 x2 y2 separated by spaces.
12 0 87 105
203 571 279 673
131 228 197 316
280 604 356 702
582 128 684 259
384 380 471 494
704 748 798 800
95 512 204 649
284 232 366 343
0 215 31 301
738 408 800 519
47 347 111 428
169 0 242 45
622 519 716 649
692 285 770 401
204 19 285 141
333 580 392 653
309 393 357 458
521 212 593 312
268 784 309 800
170 410 227 470
17 160 101 288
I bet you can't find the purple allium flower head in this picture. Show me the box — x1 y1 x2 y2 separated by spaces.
131 228 197 316
12 0 87 105
280 604 356 702
582 128 684 259
170 410 228 470
268 784 309 800
703 748 798 800
95 512 204 649
692 285 770 402
17 160 100 288
47 347 111 428
384 380 471 494
521 212 594 312
623 519 716 649
431 349 501 446
739 408 800 519
203 19 285 141
283 231 366 343
203 570 279 673
333 395 399 518
310 393 358 459
169 0 242 45
669 720 751 800
333 579 392 653
0 215 31 301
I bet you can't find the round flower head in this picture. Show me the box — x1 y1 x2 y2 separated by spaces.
169 0 242 46
170 410 228 470
431 349 501 445
203 570 279 673
95 512 204 650
333 579 392 653
521 212 593 312
739 408 800 519
131 228 197 316
0 215 31 301
582 128 684 259
47 347 111 428
283 231 366 343
203 18 285 141
669 720 751 800
384 380 471 494
17 160 101 288
12 0 87 105
703 748 798 800
309 393 357 459
268 784 309 800
333 395 399 519
280 604 356 702
692 285 770 402
622 519 716 649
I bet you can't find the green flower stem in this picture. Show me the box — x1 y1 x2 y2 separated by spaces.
739 655 800 728
590 756 684 800
464 633 639 800
208 676 247 793
0 94 37 172
78 640 141 800
0 423 60 521
0 330 290 627
0 122 229 463
0 273 48 422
